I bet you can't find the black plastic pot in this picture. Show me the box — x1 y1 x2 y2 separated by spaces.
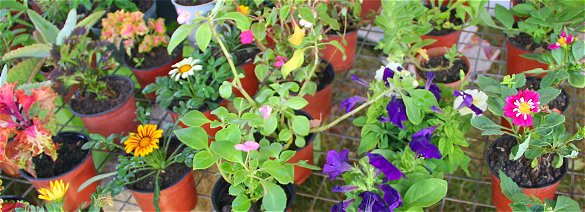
211 177 296 212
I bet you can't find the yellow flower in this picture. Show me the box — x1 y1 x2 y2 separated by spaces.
417 48 429 61
238 5 250 15
124 124 163 157
38 180 69 202
288 25 305 47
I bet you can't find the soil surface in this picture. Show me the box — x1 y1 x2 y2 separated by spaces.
522 77 568 112
127 142 191 191
508 32 548 52
133 0 154 12
33 137 88 178
70 77 133 115
419 56 468 83
175 0 212 6
128 46 178 70
488 136 565 188
233 47 260 67
425 6 464 36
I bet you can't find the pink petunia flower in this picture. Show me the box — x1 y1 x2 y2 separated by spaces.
274 56 286 68
239 30 254 44
177 9 191 25
503 89 540 127
234 141 260 152
259 105 272 120
548 31 574 50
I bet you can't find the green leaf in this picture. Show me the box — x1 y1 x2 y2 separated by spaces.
232 194 251 211
512 4 535 16
498 171 523 199
568 71 585 88
298 7 315 23
210 141 243 163
27 9 59 44
510 137 530 161
471 115 501 131
537 87 560 106
261 160 294 184
192 151 218 169
215 125 242 143
572 41 584 61
554 196 581 211
281 48 304 77
403 96 422 125
324 40 346 60
260 181 287 212
224 12 250 30
195 23 212 52
295 160 321 170
287 97 308 110
180 110 211 127
403 178 447 208
168 24 196 54
2 44 51 61
494 4 514 29
291 115 310 136
278 128 292 142
409 89 439 111
219 81 232 99
279 5 290 20
174 127 208 150
255 64 268 81
7 58 42 85
251 22 266 41
56 10 77 45
76 10 105 29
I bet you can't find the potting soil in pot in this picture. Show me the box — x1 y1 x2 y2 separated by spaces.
508 32 547 53
175 0 212 6
134 0 154 12
231 47 260 67
127 163 191 191
127 46 180 69
522 77 569 112
32 139 88 178
70 77 133 115
488 136 565 187
424 7 463 36
420 56 468 83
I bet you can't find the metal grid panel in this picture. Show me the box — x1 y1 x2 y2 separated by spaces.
1 1 584 211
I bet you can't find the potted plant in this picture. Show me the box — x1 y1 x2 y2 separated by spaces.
497 171 582 211
100 10 181 97
471 74 582 211
320 0 362 72
481 1 584 75
414 46 471 89
80 108 198 211
171 0 215 45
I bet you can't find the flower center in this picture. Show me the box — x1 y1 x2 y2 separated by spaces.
139 138 151 147
179 65 192 73
518 102 532 114
558 37 567 46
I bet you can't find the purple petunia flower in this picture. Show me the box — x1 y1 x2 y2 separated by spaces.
410 127 442 159
324 150 353 180
367 153 405 182
332 199 354 212
340 96 367 113
358 191 389 212
332 185 359 193
380 97 408 129
351 74 370 88
418 72 441 102
380 184 402 210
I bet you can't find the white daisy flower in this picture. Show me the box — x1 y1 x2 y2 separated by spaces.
169 57 203 81
453 89 488 116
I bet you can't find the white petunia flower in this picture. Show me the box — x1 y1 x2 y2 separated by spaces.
169 57 203 81
453 89 488 116
299 19 313 28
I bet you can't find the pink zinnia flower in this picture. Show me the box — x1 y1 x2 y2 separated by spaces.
234 141 260 152
239 30 254 44
548 31 574 50
274 56 286 68
503 90 540 127
259 105 272 120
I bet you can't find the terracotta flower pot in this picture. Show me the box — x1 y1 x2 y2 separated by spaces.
286 110 317 185
233 60 259 98
414 47 471 89
302 62 335 121
506 41 548 76
487 136 568 211
211 177 295 211
168 100 228 142
421 30 461 49
128 52 182 100
70 76 138 137
321 30 358 73
360 0 381 20
128 170 197 211
20 132 99 212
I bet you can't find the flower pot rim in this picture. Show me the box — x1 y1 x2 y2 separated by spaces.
19 132 93 181
506 36 543 54
485 135 569 189
69 75 135 118
0 195 27 202
171 0 215 7
211 177 296 211
123 46 182 72
125 167 193 194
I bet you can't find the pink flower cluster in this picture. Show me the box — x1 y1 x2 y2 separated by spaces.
503 89 540 127
101 10 169 56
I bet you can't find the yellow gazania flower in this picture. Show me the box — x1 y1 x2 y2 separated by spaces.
38 180 69 202
288 25 305 47
238 5 250 15
124 124 163 157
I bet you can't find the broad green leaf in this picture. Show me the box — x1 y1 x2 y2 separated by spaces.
180 110 211 127
568 71 585 88
232 194 252 211
174 127 208 150
168 24 196 54
510 137 530 160
295 160 321 170
494 4 514 29
291 115 310 136
192 151 217 169
403 178 447 207
298 7 315 23
27 9 59 44
261 160 294 184
215 125 242 143
77 10 106 29
261 115 278 136
279 5 290 20
260 180 287 211
403 96 422 125
7 58 42 85
224 12 250 30
324 40 346 60
2 44 51 61
498 171 523 199
554 196 581 211
281 48 304 77
219 81 232 99
195 23 212 52
572 41 584 60
287 97 308 110
536 87 560 106
56 9 77 45
211 141 243 163
471 115 502 131
251 22 266 41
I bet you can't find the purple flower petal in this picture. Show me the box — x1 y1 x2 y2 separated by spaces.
410 127 442 159
548 43 560 50
454 90 484 115
383 68 394 87
351 75 370 88
331 199 354 212
380 97 408 129
340 96 367 113
380 184 402 210
358 191 389 212
332 185 358 193
367 153 405 181
323 150 353 180
425 72 435 90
